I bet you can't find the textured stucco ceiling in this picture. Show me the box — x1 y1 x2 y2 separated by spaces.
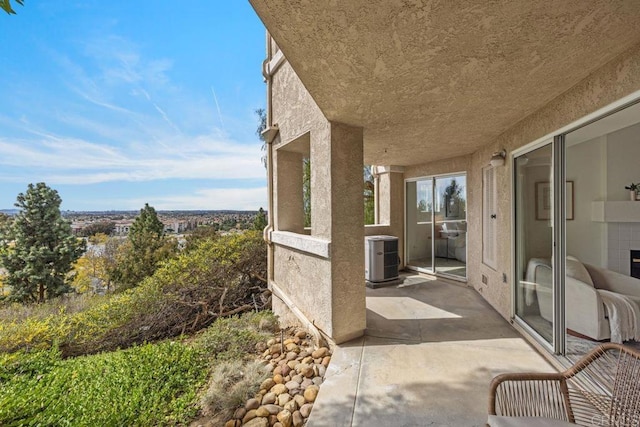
250 0 640 166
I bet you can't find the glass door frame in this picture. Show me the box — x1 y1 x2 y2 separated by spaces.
510 92 640 358
405 176 436 275
511 137 566 355
404 171 467 281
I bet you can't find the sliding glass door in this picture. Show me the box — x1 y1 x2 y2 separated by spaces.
513 101 640 358
434 175 467 278
514 143 555 346
406 174 467 279
406 179 434 272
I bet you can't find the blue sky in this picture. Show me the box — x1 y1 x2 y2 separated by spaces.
0 1 267 211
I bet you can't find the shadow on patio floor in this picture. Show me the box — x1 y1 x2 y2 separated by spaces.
307 273 555 427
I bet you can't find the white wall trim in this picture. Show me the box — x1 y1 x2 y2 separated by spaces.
270 230 331 258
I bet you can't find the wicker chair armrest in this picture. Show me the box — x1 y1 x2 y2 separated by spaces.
489 372 573 421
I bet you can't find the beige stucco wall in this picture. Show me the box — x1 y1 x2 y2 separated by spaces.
270 60 366 343
269 38 640 339
271 61 325 148
251 0 640 168
468 42 640 319
270 60 335 337
272 245 332 330
398 42 640 320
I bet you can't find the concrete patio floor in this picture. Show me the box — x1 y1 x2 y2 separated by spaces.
307 273 556 427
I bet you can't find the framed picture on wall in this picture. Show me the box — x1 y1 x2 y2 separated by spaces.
535 181 574 221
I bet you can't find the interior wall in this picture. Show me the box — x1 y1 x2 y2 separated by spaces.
563 122 640 273
566 136 607 266
606 122 640 200
523 164 553 260
605 122 640 275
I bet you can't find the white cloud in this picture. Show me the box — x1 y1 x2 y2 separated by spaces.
0 133 265 184
0 34 265 186
0 32 266 212
116 187 268 211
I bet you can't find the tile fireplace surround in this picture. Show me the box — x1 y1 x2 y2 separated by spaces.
608 222 640 275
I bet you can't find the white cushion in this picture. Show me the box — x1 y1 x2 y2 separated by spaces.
487 415 576 427
565 256 594 288
442 222 453 232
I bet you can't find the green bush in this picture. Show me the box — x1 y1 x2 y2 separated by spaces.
0 342 208 427
0 231 268 356
200 360 269 420
195 311 278 361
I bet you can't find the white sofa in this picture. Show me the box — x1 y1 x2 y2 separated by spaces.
527 257 640 342
439 222 466 262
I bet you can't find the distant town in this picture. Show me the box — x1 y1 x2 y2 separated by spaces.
0 209 265 236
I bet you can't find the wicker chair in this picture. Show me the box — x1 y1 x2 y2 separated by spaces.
488 343 640 426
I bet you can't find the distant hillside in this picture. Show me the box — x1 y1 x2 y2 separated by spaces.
61 210 259 216
2 209 264 221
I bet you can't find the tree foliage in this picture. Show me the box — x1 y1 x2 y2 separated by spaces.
364 165 375 225
1 0 23 15
184 226 219 252
256 108 267 168
98 230 268 351
108 204 176 290
129 203 164 247
80 221 115 237
253 207 267 231
72 241 110 294
0 231 269 356
0 183 85 303
303 158 311 228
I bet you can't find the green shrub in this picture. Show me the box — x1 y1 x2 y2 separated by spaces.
0 342 208 427
0 288 147 355
0 231 268 356
200 360 269 420
196 311 278 361
0 346 61 382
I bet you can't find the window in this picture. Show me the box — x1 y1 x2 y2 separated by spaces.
364 165 375 225
482 166 497 269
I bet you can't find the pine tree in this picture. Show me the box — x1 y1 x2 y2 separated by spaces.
129 203 165 249
0 183 85 303
253 207 267 231
109 203 176 290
